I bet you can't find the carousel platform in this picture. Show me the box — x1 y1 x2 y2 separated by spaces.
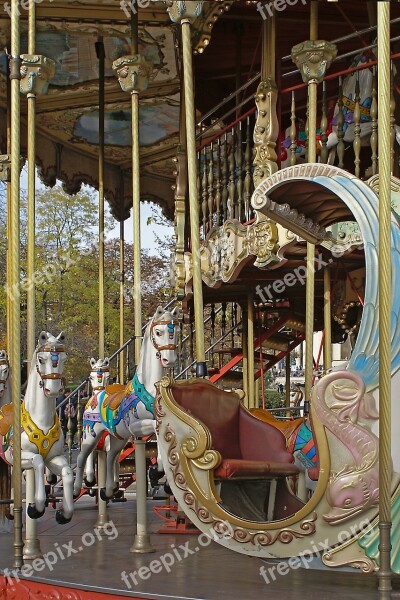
0 494 392 600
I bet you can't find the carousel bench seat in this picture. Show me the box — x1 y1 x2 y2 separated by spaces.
170 380 299 518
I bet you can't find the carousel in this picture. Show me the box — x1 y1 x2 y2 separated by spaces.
0 1 399 599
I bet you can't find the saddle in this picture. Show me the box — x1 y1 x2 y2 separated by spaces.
0 403 13 436
103 384 125 412
250 408 305 444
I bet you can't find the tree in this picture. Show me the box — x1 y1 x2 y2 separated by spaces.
0 185 174 383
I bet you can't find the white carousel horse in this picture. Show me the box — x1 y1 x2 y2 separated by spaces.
73 306 181 500
0 351 11 409
0 331 74 524
82 357 110 486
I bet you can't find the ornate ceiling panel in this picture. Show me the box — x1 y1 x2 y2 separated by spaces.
0 1 231 220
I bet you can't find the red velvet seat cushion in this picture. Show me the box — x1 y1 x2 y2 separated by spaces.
214 459 299 480
173 383 242 459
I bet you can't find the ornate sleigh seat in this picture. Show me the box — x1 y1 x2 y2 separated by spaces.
156 377 303 521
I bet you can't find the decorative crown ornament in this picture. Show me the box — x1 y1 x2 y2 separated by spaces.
20 54 56 96
165 1 204 23
291 40 337 84
112 55 153 93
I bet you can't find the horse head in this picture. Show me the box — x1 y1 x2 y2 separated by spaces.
89 357 110 391
35 331 68 398
0 350 10 398
148 306 181 368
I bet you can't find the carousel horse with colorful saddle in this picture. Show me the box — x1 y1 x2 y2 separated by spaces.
0 332 74 523
81 357 110 487
73 306 181 500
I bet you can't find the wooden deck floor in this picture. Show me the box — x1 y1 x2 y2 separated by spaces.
0 494 394 599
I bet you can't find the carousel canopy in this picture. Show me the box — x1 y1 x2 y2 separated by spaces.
0 1 395 221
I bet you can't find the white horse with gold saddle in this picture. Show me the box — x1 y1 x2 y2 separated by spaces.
0 332 74 524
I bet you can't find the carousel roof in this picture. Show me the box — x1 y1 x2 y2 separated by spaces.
0 1 397 221
0 1 229 220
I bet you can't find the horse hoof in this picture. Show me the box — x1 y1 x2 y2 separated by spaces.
112 489 124 500
99 488 110 502
84 477 95 488
27 503 45 519
46 473 57 486
55 510 71 525
88 488 96 497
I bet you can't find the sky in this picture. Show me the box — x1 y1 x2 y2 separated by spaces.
109 202 173 250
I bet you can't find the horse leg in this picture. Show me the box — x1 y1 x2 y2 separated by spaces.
84 450 96 487
45 467 57 486
46 454 74 524
101 436 126 500
21 454 46 518
149 422 165 487
73 427 103 497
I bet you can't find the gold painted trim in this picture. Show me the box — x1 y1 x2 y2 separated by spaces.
21 404 61 461
156 375 330 532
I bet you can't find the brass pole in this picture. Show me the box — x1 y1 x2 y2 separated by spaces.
304 2 318 404
6 61 12 351
24 7 42 558
26 0 36 362
181 19 206 375
242 307 248 406
10 0 23 569
285 352 291 411
323 268 332 371
310 1 318 44
119 218 125 383
378 3 392 598
247 294 255 409
97 38 105 358
304 242 315 404
132 89 142 365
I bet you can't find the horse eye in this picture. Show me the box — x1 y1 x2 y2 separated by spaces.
38 357 45 364
156 331 162 336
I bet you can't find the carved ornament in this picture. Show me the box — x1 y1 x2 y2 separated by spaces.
112 55 154 94
165 1 204 24
187 217 281 288
253 78 279 187
173 148 188 298
291 40 337 84
20 54 56 96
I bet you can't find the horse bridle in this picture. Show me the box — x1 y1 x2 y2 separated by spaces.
36 344 66 388
0 358 10 386
150 319 179 355
92 367 110 391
